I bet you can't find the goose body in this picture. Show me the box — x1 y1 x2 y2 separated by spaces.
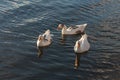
37 29 52 47
57 23 87 35
74 34 90 53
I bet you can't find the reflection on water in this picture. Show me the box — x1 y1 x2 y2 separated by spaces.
74 53 81 69
37 47 43 57
74 52 89 69
59 35 66 44
0 0 120 80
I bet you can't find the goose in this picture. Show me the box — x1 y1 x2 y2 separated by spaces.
74 33 90 53
37 29 52 48
74 33 90 69
57 23 87 35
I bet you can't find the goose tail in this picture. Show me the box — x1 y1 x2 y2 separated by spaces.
44 29 50 35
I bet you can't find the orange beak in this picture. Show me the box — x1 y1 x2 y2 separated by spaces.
77 42 80 48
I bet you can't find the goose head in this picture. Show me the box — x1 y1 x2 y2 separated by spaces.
38 35 44 41
57 24 66 30
74 41 80 52
76 41 80 49
37 35 45 46
37 35 43 48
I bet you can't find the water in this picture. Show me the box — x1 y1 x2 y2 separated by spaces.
0 0 120 80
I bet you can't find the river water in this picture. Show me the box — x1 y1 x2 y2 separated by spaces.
0 0 120 80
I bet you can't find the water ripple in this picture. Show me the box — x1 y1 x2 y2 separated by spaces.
0 0 120 80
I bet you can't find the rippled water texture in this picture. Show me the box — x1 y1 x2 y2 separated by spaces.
0 0 120 80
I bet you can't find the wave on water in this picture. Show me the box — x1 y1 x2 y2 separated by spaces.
0 0 120 80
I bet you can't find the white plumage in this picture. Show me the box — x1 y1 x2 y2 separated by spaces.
74 34 90 53
57 23 87 35
37 29 52 47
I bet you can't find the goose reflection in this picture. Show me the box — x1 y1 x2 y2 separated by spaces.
37 47 43 57
74 53 81 69
74 52 89 69
59 34 66 44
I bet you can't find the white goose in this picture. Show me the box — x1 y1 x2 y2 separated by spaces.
74 33 90 69
74 33 90 53
37 29 52 48
57 23 87 35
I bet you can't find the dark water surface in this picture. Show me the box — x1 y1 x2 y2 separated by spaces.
0 0 120 80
